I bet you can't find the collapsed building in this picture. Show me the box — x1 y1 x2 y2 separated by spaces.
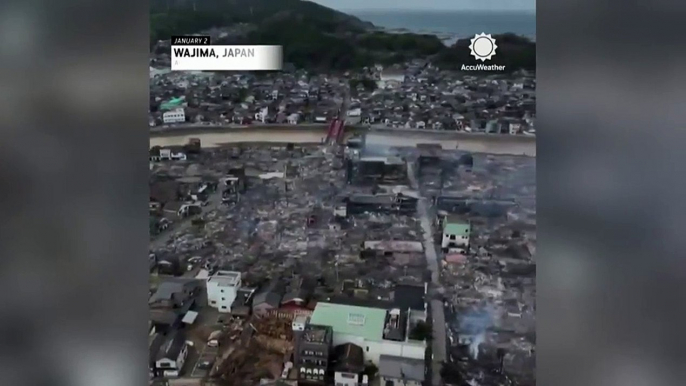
344 193 417 216
435 194 515 218
349 155 408 185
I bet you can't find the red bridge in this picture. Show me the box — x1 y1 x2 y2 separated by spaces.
325 118 346 145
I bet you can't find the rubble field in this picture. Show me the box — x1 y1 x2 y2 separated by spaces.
149 142 535 386
150 143 426 295
414 150 536 386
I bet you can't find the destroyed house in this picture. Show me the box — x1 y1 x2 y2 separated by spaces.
346 194 417 215
416 144 443 168
356 156 407 183
253 278 285 317
282 277 316 308
222 167 247 197
435 195 471 214
436 195 514 217
150 180 182 208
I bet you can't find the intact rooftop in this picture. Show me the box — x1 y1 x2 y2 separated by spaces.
208 270 241 286
310 303 386 342
443 221 471 235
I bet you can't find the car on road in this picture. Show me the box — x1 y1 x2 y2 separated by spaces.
198 360 213 370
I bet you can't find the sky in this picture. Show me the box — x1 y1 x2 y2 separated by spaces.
310 0 536 12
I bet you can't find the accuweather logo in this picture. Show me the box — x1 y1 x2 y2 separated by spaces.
462 33 505 71
469 33 497 61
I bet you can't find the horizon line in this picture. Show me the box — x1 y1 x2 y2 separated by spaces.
341 8 536 13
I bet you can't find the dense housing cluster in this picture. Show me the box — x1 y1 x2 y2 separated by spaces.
149 60 536 137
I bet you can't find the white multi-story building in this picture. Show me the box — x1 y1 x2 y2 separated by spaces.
441 220 471 251
206 270 241 313
162 108 186 124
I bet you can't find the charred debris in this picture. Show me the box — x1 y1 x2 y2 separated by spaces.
148 135 535 386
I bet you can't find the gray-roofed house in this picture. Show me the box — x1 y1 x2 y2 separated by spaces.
149 279 200 331
149 280 199 309
154 330 190 378
252 279 284 317
149 333 166 378
379 355 425 386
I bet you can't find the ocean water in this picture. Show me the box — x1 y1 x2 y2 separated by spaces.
349 10 536 43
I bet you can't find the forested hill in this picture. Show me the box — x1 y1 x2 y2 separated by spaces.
151 0 372 41
150 0 536 71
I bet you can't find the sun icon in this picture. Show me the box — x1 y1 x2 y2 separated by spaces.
469 33 498 61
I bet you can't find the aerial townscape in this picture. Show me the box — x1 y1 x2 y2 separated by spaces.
149 2 536 386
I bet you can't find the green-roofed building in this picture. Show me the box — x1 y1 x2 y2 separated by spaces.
309 302 425 365
441 219 471 251
310 303 386 342
160 97 185 111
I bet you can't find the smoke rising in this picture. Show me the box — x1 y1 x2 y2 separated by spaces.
459 305 494 360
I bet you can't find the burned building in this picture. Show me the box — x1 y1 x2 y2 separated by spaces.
295 324 333 385
345 194 417 216
416 143 443 169
221 167 247 204
353 156 408 185
436 195 515 218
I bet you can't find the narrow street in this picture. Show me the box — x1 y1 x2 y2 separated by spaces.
407 161 447 386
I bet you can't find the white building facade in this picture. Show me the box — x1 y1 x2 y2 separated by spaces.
335 372 367 386
441 222 471 250
331 334 425 365
206 270 242 313
162 108 186 124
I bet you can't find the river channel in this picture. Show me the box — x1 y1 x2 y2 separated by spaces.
149 128 536 157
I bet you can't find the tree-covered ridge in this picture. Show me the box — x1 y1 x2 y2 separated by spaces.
150 0 535 72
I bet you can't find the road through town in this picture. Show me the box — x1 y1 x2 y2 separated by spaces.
407 160 447 386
